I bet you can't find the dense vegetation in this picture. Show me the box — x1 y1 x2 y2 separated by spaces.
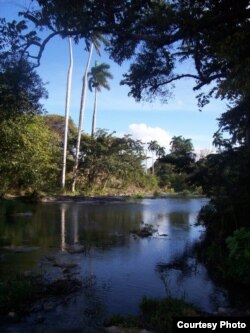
0 0 249 291
108 297 199 333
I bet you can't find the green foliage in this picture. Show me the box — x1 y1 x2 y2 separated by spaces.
107 314 143 329
112 1 250 105
44 114 77 146
108 297 199 333
121 45 174 102
155 136 197 193
72 130 155 193
0 116 60 193
140 297 198 333
214 97 250 149
88 62 113 92
88 61 113 136
195 147 250 233
20 1 249 108
0 56 47 121
226 228 250 284
190 93 250 288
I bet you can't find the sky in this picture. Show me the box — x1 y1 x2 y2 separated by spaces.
1 0 229 156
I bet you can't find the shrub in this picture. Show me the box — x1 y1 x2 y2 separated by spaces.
226 228 250 285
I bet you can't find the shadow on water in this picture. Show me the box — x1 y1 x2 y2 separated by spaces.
156 245 229 313
0 198 232 332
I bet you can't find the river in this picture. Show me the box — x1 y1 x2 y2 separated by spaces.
0 197 229 332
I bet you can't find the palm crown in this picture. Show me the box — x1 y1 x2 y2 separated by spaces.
88 62 113 92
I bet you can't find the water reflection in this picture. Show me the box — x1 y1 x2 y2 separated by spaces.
60 204 66 252
0 198 230 314
73 206 79 244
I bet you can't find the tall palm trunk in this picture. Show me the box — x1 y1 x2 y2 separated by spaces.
72 43 93 192
91 87 97 136
152 153 155 175
61 37 73 191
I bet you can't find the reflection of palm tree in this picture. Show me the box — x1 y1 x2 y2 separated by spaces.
60 204 67 251
88 62 113 136
72 206 79 244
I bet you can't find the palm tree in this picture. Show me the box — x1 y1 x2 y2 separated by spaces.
61 37 73 191
88 62 113 136
148 140 161 175
72 34 108 193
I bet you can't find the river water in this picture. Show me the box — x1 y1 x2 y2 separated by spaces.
0 197 229 332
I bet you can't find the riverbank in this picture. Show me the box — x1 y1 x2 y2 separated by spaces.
1 191 206 203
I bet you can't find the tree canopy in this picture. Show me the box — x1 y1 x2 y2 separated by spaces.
3 1 247 108
0 116 60 193
0 56 47 121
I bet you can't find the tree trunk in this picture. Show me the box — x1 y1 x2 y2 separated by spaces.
61 37 73 191
72 43 93 192
91 87 97 136
152 154 155 175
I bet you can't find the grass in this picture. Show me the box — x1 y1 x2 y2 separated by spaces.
106 297 200 333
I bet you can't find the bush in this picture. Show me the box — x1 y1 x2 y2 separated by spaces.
140 297 199 333
107 297 199 333
226 228 250 285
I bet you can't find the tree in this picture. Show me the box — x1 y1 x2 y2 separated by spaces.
213 97 250 150
71 42 93 193
71 32 108 193
0 55 47 121
44 114 77 144
116 1 250 102
0 17 47 120
19 2 249 127
71 130 155 192
0 116 60 193
155 136 196 192
165 136 196 172
62 37 73 191
170 136 193 155
147 140 166 175
19 1 250 103
88 61 113 136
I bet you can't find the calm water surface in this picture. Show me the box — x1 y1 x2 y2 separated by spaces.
0 198 229 327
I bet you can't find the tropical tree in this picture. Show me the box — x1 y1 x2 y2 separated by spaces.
165 136 195 173
0 55 47 121
44 114 77 145
88 61 113 136
147 140 161 175
72 34 108 193
155 136 196 192
71 42 93 193
71 130 156 192
0 116 60 194
62 37 73 191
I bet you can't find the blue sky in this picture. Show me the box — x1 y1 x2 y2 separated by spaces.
2 0 229 155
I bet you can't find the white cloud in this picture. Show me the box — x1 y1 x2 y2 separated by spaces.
128 123 172 150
